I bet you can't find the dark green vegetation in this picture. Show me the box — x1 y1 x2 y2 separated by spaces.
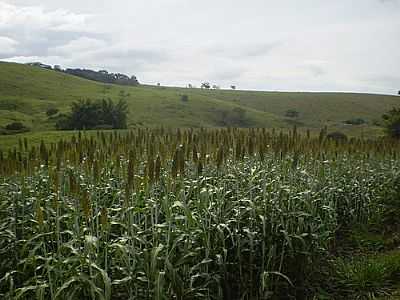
56 99 128 130
0 61 399 136
0 128 399 299
383 107 400 138
62 68 139 86
26 63 139 86
0 122 30 135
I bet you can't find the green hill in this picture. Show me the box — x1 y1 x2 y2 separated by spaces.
0 61 399 136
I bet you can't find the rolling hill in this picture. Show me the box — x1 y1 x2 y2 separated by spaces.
0 61 399 137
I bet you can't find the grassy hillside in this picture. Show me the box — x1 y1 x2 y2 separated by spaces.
0 61 399 136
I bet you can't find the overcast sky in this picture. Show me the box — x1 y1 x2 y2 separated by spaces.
0 0 399 94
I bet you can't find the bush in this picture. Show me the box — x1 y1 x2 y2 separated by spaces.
181 95 189 102
383 107 400 139
55 114 72 130
285 109 300 118
56 98 128 130
344 118 366 125
2 122 30 134
5 122 25 131
215 107 250 127
46 108 59 117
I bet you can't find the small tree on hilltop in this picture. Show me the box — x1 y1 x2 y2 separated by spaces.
201 82 210 89
382 107 400 138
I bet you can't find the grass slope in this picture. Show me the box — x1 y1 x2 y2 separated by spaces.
0 61 399 135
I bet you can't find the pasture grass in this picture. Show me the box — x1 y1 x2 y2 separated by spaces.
1 61 399 135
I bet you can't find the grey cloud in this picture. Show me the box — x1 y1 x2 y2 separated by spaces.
1 0 399 94
0 1 169 75
210 68 245 81
0 36 17 56
303 65 326 77
241 42 282 58
207 41 282 59
0 1 103 59
0 30 106 59
91 48 168 64
363 75 400 88
59 46 171 74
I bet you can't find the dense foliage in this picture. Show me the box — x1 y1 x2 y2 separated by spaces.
0 128 399 299
64 68 139 86
56 99 128 130
0 122 30 135
383 107 400 138
46 108 59 117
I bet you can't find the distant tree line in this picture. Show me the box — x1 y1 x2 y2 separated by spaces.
56 99 129 130
26 62 139 86
64 69 139 86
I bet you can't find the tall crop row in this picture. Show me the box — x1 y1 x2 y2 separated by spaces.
0 128 399 299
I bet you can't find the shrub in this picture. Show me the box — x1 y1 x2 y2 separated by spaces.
181 95 189 102
0 100 17 110
382 107 400 139
2 122 30 134
215 107 249 127
5 122 26 131
55 114 72 130
285 109 300 118
344 118 366 125
46 108 59 117
56 98 128 130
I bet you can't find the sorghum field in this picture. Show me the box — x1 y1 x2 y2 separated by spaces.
1 128 399 299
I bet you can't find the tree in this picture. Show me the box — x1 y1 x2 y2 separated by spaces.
398 90 400 95
69 99 101 129
64 68 139 86
56 98 128 130
112 99 129 129
382 107 400 138
5 122 26 131
344 118 366 125
231 85 236 90
201 82 210 89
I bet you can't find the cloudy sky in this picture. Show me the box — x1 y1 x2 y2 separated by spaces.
0 0 399 94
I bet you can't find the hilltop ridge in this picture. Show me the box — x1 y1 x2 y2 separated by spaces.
0 61 398 136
